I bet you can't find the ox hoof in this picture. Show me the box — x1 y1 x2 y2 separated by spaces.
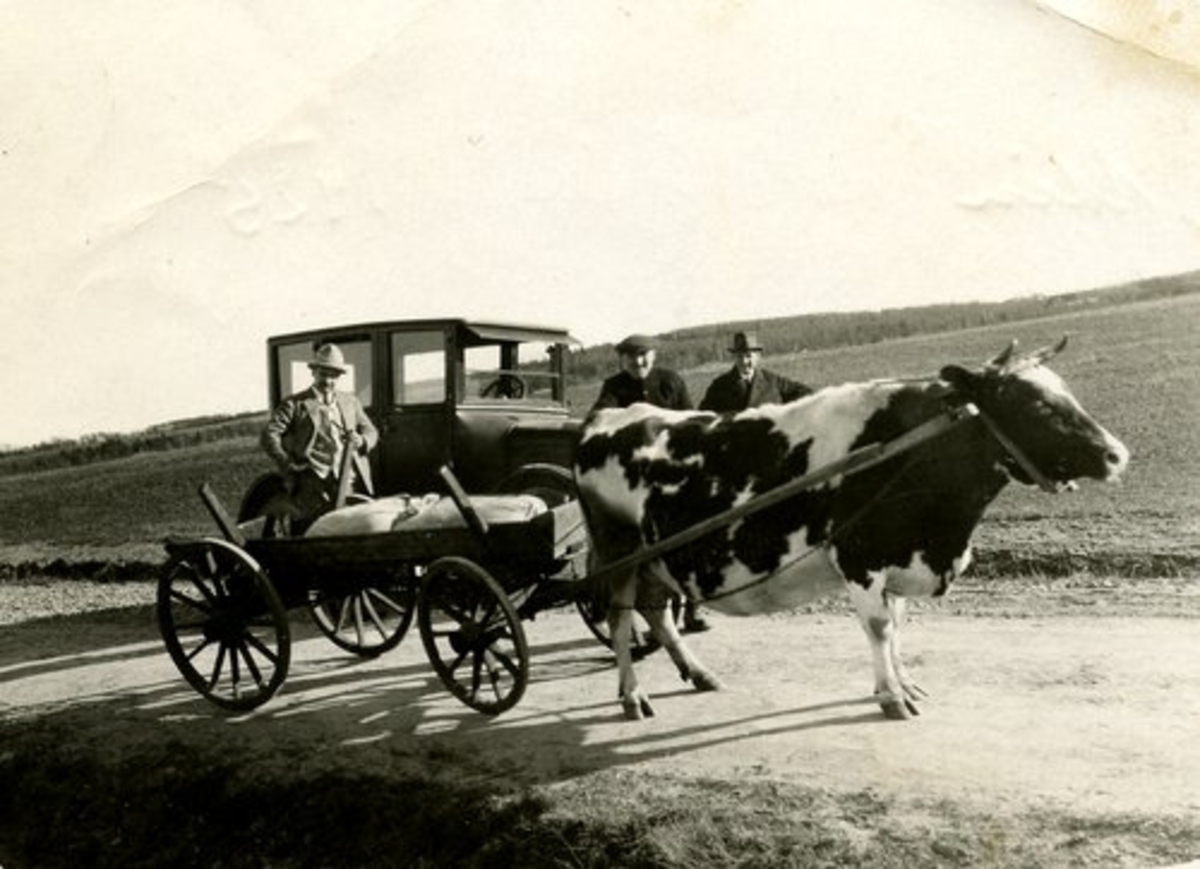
622 694 656 720
691 671 724 692
876 690 920 720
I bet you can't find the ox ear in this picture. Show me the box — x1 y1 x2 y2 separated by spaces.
1027 334 1069 366
987 340 1018 370
940 364 979 395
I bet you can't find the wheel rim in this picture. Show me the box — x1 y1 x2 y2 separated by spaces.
493 463 577 508
157 540 290 711
418 557 528 715
574 589 662 660
308 581 415 658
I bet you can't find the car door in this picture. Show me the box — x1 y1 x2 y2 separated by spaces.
375 327 454 494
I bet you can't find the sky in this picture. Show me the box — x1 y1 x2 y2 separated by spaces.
2 0 1199 448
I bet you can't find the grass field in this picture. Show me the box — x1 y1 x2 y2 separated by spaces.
2 292 1197 569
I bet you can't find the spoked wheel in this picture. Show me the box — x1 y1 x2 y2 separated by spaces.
157 539 290 711
418 557 529 715
492 463 577 508
307 579 416 658
574 583 663 661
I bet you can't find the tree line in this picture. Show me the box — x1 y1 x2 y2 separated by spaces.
565 270 1200 380
0 413 267 476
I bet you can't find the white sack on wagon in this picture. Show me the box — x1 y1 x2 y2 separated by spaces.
304 494 439 537
305 493 546 537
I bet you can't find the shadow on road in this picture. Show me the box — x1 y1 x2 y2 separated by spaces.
1 612 885 793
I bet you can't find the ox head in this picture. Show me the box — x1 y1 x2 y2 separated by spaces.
940 337 1129 488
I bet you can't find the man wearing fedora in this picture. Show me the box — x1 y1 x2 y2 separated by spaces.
261 343 380 531
700 330 811 413
591 333 693 412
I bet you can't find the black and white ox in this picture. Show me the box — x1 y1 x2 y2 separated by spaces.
574 338 1129 721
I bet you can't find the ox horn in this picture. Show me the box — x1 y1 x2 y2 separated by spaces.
987 339 1018 369
1028 334 1069 366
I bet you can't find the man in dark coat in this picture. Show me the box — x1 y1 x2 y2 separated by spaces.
700 330 811 413
591 333 692 412
590 333 709 632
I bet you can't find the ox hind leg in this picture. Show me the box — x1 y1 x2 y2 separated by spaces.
636 565 724 696
846 573 922 720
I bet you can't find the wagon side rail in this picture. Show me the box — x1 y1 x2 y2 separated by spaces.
585 403 979 587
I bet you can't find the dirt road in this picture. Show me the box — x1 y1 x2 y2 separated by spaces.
3 597 1199 826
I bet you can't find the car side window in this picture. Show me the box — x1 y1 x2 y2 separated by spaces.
390 330 446 405
275 339 373 408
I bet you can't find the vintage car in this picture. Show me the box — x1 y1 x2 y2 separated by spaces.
238 318 585 525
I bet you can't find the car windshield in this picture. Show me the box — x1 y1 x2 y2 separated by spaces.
462 340 563 407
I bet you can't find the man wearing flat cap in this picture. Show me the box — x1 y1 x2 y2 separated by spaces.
261 342 380 530
591 333 693 412
700 330 811 413
591 332 707 630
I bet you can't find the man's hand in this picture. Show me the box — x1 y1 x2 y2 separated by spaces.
349 431 367 452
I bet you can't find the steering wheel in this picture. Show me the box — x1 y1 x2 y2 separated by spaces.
481 374 526 399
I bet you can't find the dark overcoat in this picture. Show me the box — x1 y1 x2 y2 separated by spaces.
699 367 811 413
592 368 693 412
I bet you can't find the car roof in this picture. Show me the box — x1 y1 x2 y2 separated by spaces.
267 318 582 346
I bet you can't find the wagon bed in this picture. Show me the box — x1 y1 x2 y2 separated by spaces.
240 499 587 586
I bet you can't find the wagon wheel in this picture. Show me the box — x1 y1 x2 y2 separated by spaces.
418 557 529 715
493 463 576 508
574 582 663 661
494 464 660 657
307 579 416 658
157 539 291 711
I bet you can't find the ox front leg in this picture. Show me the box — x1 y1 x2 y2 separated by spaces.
609 576 655 720
847 576 919 720
888 595 928 707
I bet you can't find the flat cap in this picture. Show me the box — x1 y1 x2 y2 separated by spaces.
615 334 658 354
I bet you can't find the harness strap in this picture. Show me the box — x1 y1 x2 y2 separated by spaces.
976 410 1065 493
701 442 925 605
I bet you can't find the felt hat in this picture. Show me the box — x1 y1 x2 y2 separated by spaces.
615 334 658 354
309 343 348 373
728 331 763 353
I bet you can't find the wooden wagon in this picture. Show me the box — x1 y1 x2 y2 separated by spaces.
158 466 590 715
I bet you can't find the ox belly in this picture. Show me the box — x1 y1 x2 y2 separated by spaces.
698 546 846 616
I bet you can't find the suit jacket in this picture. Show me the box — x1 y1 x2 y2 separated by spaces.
261 388 380 494
699 366 812 413
591 368 693 412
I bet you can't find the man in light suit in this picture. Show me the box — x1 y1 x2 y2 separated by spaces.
261 343 379 530
700 330 811 413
